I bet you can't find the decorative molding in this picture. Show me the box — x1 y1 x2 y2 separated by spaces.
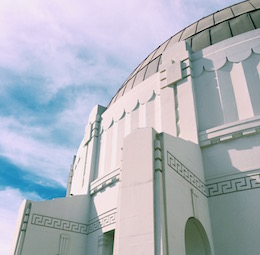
160 57 191 89
191 35 260 77
13 201 32 255
83 114 102 146
88 211 116 235
191 189 198 218
199 116 260 147
167 151 207 197
154 139 162 172
102 86 160 132
90 169 121 195
201 127 260 147
181 57 192 79
21 202 31 232
91 118 101 139
31 211 116 235
207 174 260 197
166 151 260 197
174 84 180 137
31 214 88 235
58 234 70 255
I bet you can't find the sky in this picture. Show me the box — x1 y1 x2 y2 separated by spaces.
0 0 241 253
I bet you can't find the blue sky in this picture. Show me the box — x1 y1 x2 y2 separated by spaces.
0 0 240 253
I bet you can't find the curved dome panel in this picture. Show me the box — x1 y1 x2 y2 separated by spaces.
108 0 260 108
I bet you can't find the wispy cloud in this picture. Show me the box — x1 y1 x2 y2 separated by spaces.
0 116 73 186
0 0 241 196
0 0 241 253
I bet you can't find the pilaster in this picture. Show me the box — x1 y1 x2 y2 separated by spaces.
159 41 199 143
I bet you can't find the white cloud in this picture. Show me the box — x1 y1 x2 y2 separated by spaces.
0 0 242 253
0 116 73 186
0 89 109 188
0 187 42 255
0 0 242 197
0 0 241 108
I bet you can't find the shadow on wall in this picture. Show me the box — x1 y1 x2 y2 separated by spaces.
203 134 260 255
194 47 260 132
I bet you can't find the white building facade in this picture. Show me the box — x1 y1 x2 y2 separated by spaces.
11 1 260 254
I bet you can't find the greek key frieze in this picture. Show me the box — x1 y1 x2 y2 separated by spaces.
87 212 116 234
31 211 116 235
166 151 260 197
207 174 260 197
167 151 207 196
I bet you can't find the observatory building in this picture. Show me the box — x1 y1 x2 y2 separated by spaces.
11 0 260 254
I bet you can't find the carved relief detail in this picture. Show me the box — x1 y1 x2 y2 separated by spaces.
207 174 260 197
167 151 207 196
31 211 116 235
58 234 70 255
167 150 260 197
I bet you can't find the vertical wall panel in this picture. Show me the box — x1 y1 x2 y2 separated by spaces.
216 61 239 124
110 122 118 172
97 131 107 178
194 71 224 131
230 62 254 120
103 127 113 175
139 104 146 128
146 98 156 129
242 53 260 116
131 108 139 132
115 118 125 170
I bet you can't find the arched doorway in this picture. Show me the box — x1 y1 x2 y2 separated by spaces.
185 218 211 255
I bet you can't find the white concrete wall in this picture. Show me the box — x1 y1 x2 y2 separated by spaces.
195 30 260 255
70 105 106 195
14 195 90 255
202 133 260 180
96 74 161 180
193 30 260 132
114 128 156 255
13 27 260 255
209 188 260 255
158 133 214 255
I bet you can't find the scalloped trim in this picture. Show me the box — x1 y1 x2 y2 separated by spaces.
101 90 160 131
193 46 260 77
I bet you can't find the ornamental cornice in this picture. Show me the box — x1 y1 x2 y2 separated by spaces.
199 116 260 147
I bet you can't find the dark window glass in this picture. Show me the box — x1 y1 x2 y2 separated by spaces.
250 10 260 28
138 49 156 71
116 84 127 101
133 66 147 87
128 60 145 82
229 14 254 36
191 29 211 52
123 76 136 94
144 56 161 79
210 21 232 44
152 39 170 60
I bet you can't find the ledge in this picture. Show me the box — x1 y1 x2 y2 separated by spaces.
90 169 121 195
199 116 260 147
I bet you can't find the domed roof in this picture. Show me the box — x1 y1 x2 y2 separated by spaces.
108 0 260 108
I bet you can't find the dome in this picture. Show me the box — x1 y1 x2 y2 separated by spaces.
11 0 260 254
108 0 260 107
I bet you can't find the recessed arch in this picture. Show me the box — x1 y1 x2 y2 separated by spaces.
185 217 211 255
